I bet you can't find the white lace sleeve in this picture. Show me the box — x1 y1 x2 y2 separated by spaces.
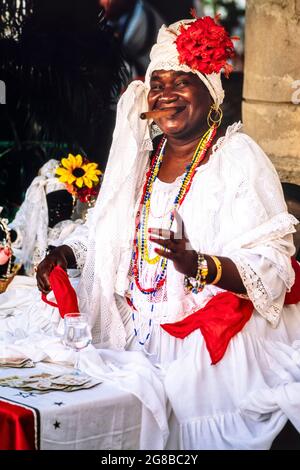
221 132 298 327
65 240 87 269
230 231 296 327
63 214 92 270
9 200 28 249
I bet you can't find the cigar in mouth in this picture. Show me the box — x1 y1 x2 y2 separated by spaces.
140 109 178 120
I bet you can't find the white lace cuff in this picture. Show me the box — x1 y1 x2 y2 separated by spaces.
65 240 87 270
232 255 282 327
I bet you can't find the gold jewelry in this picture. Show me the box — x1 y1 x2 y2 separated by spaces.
210 255 222 285
207 105 223 128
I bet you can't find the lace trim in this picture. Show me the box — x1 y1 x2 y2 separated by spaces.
246 213 298 248
225 213 298 257
212 121 243 154
65 240 87 270
274 253 295 290
47 220 71 241
141 137 153 151
233 258 281 327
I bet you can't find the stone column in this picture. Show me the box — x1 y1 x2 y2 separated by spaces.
243 0 300 183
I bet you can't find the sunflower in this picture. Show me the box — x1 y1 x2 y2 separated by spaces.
56 154 102 188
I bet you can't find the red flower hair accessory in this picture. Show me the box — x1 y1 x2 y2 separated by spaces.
175 11 239 78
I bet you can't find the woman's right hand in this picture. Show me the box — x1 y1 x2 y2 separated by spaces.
36 245 76 294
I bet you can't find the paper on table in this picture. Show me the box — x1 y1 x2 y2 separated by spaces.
0 356 35 368
0 372 102 393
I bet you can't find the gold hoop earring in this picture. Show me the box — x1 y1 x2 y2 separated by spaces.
207 105 223 128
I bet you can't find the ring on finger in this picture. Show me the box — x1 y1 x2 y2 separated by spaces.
164 245 176 254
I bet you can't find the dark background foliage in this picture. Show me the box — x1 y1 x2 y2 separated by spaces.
0 0 129 219
0 0 244 220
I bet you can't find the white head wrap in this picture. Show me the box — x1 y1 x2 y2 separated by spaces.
78 19 226 348
145 20 225 108
10 159 66 272
39 159 66 195
78 81 151 347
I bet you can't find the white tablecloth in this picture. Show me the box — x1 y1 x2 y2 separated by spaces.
0 363 142 450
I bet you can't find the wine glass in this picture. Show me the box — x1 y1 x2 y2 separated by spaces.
63 313 92 374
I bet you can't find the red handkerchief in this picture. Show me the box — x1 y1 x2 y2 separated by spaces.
41 265 79 318
161 292 253 365
284 257 300 305
162 258 300 365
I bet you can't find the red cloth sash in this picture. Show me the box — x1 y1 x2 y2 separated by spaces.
0 398 39 450
284 257 300 304
162 258 300 365
41 265 79 318
162 293 253 365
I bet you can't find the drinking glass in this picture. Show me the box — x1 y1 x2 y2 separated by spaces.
63 313 92 374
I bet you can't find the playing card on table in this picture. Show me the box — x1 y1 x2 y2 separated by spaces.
0 356 35 368
0 372 102 393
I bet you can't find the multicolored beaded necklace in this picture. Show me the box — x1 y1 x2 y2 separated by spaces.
128 124 217 345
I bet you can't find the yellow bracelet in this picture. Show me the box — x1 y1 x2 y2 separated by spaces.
210 255 222 285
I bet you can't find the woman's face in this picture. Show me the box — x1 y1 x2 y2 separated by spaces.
147 70 212 140
46 190 73 228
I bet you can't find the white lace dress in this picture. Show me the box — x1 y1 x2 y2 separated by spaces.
2 124 299 449
67 123 300 449
0 219 82 334
11 219 83 276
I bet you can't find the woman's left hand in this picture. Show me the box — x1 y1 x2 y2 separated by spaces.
149 211 197 277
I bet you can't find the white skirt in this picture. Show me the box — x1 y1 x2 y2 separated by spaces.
2 284 300 450
0 275 80 339
119 295 300 450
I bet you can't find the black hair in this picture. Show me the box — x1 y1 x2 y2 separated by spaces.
282 182 300 203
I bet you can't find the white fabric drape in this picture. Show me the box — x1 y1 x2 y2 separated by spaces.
61 120 300 449
67 81 153 348
9 159 67 275
1 120 300 449
65 122 298 342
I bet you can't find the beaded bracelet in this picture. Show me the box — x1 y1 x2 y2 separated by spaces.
184 252 208 294
210 255 222 286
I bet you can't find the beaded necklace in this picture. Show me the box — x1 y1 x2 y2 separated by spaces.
129 125 217 345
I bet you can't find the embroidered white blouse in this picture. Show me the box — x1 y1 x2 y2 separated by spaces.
64 123 298 337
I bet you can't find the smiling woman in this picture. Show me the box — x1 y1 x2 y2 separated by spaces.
147 71 213 143
35 13 300 450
